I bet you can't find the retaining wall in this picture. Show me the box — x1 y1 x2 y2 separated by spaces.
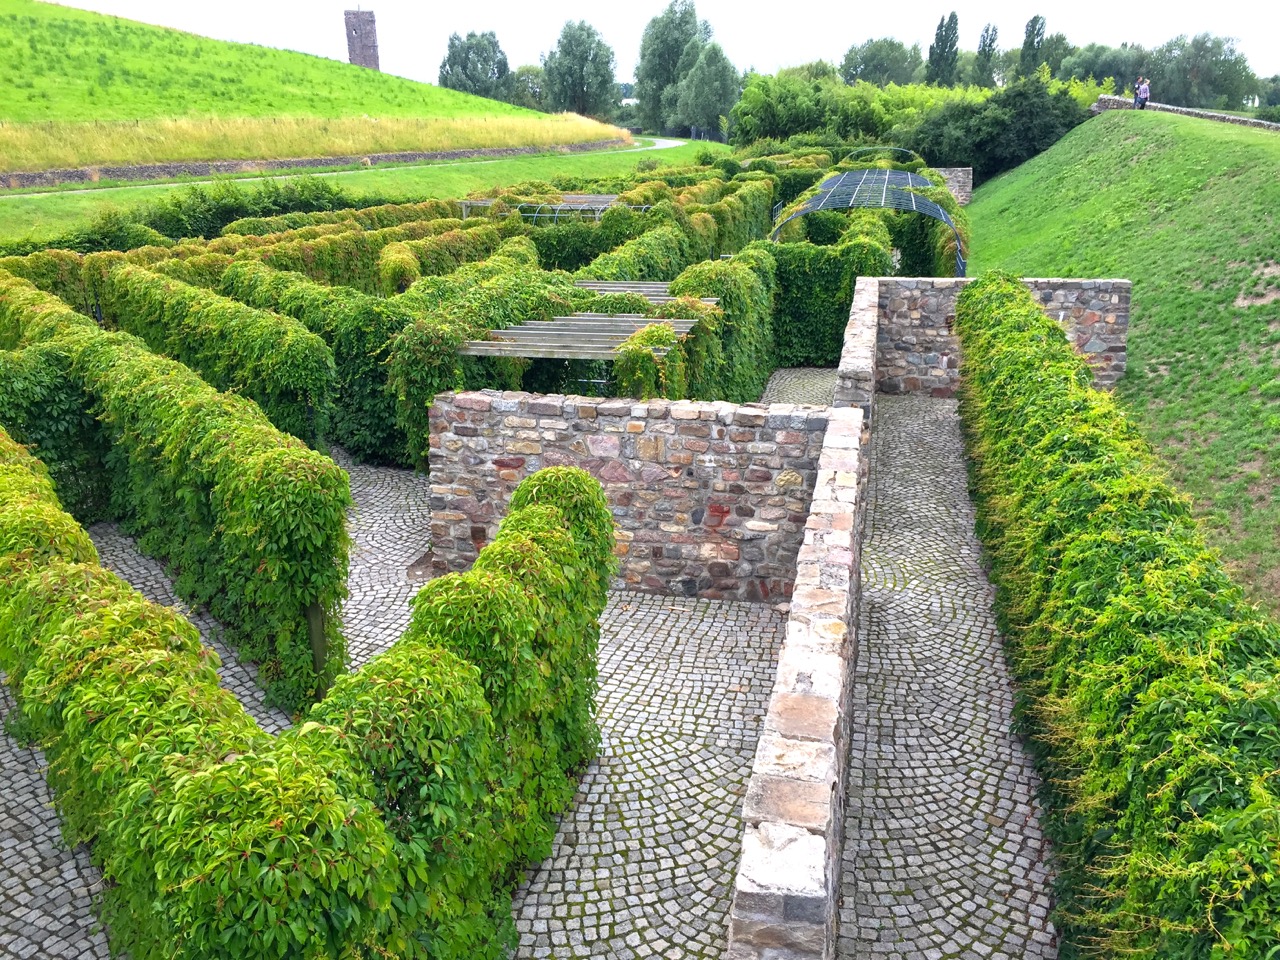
427 392 830 602
933 167 973 205
1093 94 1280 132
726 407 868 960
835 276 1130 415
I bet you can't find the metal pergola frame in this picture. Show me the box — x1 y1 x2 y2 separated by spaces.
840 146 926 166
771 168 967 276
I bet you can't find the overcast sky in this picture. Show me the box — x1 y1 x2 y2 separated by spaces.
54 0 1280 84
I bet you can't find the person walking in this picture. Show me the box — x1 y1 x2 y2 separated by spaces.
1133 77 1143 108
1137 77 1150 109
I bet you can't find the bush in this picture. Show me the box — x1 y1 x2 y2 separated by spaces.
574 224 692 281
1255 105 1280 123
955 273 1280 958
614 323 688 399
99 266 336 444
221 197 461 236
219 260 416 465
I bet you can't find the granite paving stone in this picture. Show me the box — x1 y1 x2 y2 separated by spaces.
759 367 839 406
837 395 1057 959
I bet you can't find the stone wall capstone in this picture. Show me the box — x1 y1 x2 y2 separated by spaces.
726 406 868 960
427 392 830 602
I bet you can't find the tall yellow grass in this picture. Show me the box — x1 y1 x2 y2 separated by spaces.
0 113 630 173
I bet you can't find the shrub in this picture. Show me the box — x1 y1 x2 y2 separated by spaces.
0 426 98 564
221 197 461 236
219 260 416 465
614 323 688 399
99 266 336 444
574 225 691 281
955 273 1280 958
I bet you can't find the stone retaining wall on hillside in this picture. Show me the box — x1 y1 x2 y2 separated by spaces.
0 140 628 191
933 167 973 204
726 405 868 960
1092 94 1280 132
427 392 829 602
835 276 1130 415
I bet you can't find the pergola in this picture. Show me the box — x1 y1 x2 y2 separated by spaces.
771 168 967 276
460 194 652 223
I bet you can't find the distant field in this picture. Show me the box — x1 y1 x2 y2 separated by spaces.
968 109 1280 610
0 139 725 243
0 0 622 170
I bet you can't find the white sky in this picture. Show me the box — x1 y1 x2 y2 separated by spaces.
52 0 1280 84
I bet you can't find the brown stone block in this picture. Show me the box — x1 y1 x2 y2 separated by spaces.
455 394 492 411
743 774 833 832
768 692 840 742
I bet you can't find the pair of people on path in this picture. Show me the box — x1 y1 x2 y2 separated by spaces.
1134 77 1151 109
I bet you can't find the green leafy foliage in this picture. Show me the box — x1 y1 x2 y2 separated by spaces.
222 198 462 237
219 260 416 465
955 273 1280 959
574 224 691 281
614 323 688 399
99 265 336 444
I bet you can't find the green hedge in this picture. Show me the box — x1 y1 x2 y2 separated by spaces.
99 265 336 444
755 235 892 366
684 178 776 256
668 249 777 402
221 197 462 236
384 222 507 294
574 224 692 282
614 323 689 400
955 273 1280 959
219 260 416 465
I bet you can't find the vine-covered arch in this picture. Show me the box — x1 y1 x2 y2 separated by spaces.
772 168 967 276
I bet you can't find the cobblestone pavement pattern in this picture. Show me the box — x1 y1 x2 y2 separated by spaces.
512 595 783 959
759 367 838 406
838 395 1056 960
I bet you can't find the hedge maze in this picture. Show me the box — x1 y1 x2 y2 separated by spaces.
0 149 979 957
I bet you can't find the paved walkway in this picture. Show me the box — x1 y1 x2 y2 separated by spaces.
838 395 1056 959
759 367 837 406
1 448 784 959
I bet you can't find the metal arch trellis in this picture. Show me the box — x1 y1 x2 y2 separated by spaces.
840 146 926 166
771 168 967 277
515 202 653 224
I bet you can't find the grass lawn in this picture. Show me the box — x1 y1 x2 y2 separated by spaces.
0 139 725 243
968 109 1280 610
0 0 621 170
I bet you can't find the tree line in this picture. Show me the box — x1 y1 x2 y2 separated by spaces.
436 4 1274 135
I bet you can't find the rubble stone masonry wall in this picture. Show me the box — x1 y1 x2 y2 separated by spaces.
427 392 830 603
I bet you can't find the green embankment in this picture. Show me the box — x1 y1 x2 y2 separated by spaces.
968 109 1280 611
0 0 623 170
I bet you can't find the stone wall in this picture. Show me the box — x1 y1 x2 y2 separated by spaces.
835 276 1130 416
1093 94 1280 132
427 392 830 602
727 407 868 960
344 10 380 71
933 167 973 205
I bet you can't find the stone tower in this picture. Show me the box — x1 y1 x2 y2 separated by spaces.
344 10 380 71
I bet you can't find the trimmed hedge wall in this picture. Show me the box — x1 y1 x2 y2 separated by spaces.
752 235 892 367
381 223 507 294
99 265 336 445
955 274 1280 959
574 224 691 282
219 260 416 465
221 197 462 236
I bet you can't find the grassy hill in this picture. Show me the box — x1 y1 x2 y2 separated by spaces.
0 0 622 170
968 109 1280 610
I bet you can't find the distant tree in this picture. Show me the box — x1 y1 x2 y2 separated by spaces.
925 13 960 87
1145 34 1258 109
438 31 511 101
1019 16 1046 78
778 60 841 83
675 41 740 137
840 37 923 87
508 65 547 111
1040 33 1076 77
1262 75 1280 107
542 21 618 118
635 0 710 132
1060 42 1146 90
973 24 998 87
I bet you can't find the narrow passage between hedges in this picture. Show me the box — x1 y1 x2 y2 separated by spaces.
838 395 1056 959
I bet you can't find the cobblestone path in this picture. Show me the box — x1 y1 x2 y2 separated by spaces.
513 595 784 959
838 395 1056 960
760 367 838 406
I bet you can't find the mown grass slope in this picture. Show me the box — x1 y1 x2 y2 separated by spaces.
968 109 1280 610
0 0 622 170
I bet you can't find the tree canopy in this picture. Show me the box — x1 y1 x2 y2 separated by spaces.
675 42 739 135
542 21 617 118
438 31 512 101
635 0 710 132
973 24 998 87
1019 16 1046 78
925 13 960 87
841 38 923 87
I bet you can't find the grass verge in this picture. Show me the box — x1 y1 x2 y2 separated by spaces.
967 109 1280 611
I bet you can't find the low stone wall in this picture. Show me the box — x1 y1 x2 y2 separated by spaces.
0 139 628 191
1093 94 1280 132
835 276 1130 416
727 406 868 960
427 391 829 602
933 166 973 204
